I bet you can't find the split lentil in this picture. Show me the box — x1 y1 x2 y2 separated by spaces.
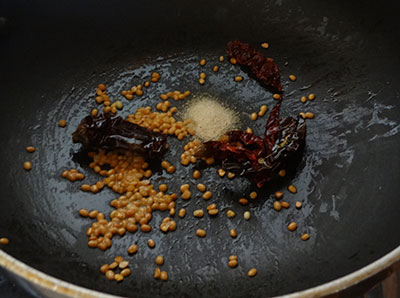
288 222 298 231
261 42 269 49
26 146 35 153
178 208 186 218
24 161 32 171
128 244 138 254
308 93 316 101
193 209 204 218
289 75 296 81
234 76 243 82
217 168 226 177
301 233 310 241
154 268 161 279
227 210 236 218
155 256 164 265
160 271 168 281
281 201 290 208
273 93 281 100
273 201 282 211
196 229 206 237
193 170 200 179
248 268 257 277
239 198 249 205
249 191 258 199
288 185 297 194
0 238 9 245
59 119 67 127
147 239 156 248
250 112 258 121
202 191 212 200
227 172 235 179
197 184 206 192
229 229 237 238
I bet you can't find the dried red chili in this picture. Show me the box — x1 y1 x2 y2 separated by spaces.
227 40 282 92
197 101 306 188
72 113 168 158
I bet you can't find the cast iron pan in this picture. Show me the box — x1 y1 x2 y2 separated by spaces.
0 0 400 297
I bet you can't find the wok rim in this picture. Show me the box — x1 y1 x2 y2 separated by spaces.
0 245 399 298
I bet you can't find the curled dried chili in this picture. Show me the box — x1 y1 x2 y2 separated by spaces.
227 40 283 92
196 101 306 188
72 112 168 158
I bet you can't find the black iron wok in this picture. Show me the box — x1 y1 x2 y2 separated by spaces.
0 0 400 297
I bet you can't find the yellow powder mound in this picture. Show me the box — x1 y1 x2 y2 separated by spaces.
183 95 238 141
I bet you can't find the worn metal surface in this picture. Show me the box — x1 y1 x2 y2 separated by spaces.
0 0 399 297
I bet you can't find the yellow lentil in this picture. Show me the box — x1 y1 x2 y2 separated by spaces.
154 268 161 279
193 170 200 179
160 271 168 281
178 208 186 218
196 229 206 237
121 268 131 277
155 256 164 265
273 201 282 211
229 229 237 238
288 222 298 231
288 185 297 194
202 191 212 200
281 201 290 209
197 184 206 192
193 209 204 218
249 191 258 199
128 244 138 254
248 268 257 277
147 239 155 248
239 198 249 205
261 42 269 49
234 76 243 82
273 93 281 100
24 161 32 171
0 238 9 245
114 274 124 282
59 119 67 127
301 233 310 241
227 210 236 218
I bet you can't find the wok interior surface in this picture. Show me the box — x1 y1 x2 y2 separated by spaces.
1 0 400 297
